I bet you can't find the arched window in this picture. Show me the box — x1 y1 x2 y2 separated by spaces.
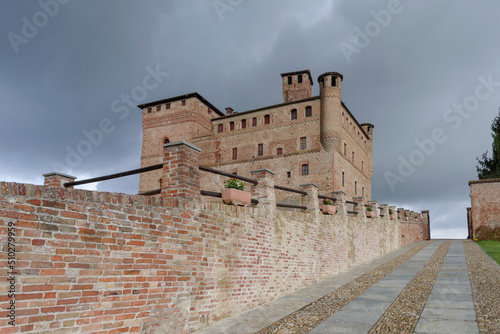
305 106 312 117
230 121 235 131
291 109 297 120
164 138 170 144
218 124 223 133
241 119 247 129
252 117 257 127
277 148 283 155
264 115 270 124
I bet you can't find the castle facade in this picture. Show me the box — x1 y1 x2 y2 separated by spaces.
137 69 374 200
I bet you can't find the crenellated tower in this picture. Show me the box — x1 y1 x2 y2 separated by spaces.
318 71 343 152
280 70 313 103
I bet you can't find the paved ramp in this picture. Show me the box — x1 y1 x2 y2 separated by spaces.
194 240 497 333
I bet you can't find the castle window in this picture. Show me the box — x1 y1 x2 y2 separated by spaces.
352 151 355 164
156 105 161 111
232 148 237 160
344 143 347 156
331 76 337 87
164 138 170 144
218 124 223 133
342 172 345 187
181 99 186 106
301 164 309 176
291 109 297 120
355 181 357 195
241 119 247 129
258 143 264 156
252 117 257 127
305 106 312 117
362 161 364 172
287 171 291 178
166 103 171 109
264 115 270 124
288 76 292 85
298 75 302 83
147 107 152 113
300 137 306 150
230 121 235 131
277 148 283 155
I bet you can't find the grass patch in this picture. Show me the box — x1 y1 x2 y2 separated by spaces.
477 240 500 266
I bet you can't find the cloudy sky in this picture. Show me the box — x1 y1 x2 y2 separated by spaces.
2 0 499 239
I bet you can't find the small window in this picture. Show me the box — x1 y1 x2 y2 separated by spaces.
342 172 345 187
352 151 355 164
287 171 291 178
355 181 357 195
181 100 186 106
362 187 365 197
218 124 223 133
301 164 309 176
258 143 264 156
164 138 170 144
252 117 257 127
264 115 270 124
305 106 312 117
298 75 302 83
232 148 237 160
166 103 171 109
277 148 283 155
156 105 161 111
230 121 235 131
362 161 364 172
300 137 306 150
291 109 297 120
241 119 247 129
344 143 347 156
288 76 292 85
147 107 152 113
331 76 336 87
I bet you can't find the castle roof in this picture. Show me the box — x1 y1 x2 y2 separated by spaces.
137 92 224 116
280 69 314 85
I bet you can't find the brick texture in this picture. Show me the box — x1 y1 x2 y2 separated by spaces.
469 179 500 238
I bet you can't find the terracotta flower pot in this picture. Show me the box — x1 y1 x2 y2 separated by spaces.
321 205 336 215
221 188 251 206
366 211 375 218
390 214 396 220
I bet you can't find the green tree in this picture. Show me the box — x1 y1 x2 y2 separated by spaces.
477 110 500 179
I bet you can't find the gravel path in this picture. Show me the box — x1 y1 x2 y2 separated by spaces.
464 240 500 334
256 241 431 334
368 240 451 333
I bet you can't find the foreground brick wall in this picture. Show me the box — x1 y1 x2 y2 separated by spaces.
0 180 427 334
469 178 500 238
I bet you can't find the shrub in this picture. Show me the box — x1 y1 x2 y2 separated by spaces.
323 198 333 206
224 177 245 191
474 225 500 241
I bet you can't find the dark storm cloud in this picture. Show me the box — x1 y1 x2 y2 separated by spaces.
1 0 499 237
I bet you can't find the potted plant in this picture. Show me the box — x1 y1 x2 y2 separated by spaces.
221 177 251 206
321 198 336 215
389 209 396 220
366 205 375 218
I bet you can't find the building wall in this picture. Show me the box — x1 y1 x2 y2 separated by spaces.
0 176 427 334
138 70 373 201
469 178 500 237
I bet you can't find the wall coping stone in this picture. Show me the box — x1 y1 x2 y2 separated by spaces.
42 172 77 179
163 140 201 152
249 168 276 175
300 183 319 188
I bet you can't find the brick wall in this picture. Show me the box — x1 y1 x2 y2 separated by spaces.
0 143 428 334
469 178 500 238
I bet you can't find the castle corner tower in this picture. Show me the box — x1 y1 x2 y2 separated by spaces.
318 71 343 152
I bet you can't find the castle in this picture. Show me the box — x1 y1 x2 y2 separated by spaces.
137 69 374 200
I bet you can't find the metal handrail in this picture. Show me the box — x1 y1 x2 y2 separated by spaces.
199 166 258 185
277 203 308 210
65 163 163 187
346 200 358 205
274 185 307 195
